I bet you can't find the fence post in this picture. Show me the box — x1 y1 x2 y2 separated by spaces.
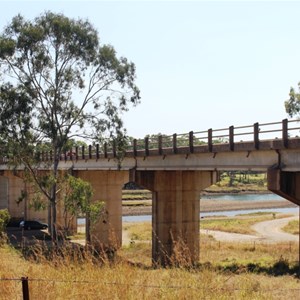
21 277 30 300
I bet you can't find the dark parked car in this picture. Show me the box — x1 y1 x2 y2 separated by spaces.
19 220 48 230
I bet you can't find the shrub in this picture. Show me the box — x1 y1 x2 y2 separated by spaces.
0 209 10 243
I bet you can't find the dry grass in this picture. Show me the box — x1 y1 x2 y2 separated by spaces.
1 213 300 300
0 243 299 300
124 222 152 241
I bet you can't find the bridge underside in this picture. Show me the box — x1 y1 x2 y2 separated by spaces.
268 169 300 206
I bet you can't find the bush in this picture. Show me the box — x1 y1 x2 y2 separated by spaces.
0 209 10 243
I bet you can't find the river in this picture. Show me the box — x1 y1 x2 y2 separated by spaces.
123 193 299 222
78 193 299 224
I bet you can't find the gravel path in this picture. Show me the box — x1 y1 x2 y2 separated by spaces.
201 215 299 243
251 215 298 243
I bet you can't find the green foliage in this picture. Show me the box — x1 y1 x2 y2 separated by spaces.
285 84 300 117
0 12 140 239
62 175 104 226
62 175 93 215
88 201 105 224
0 209 10 240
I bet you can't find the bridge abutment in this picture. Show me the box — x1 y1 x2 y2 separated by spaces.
134 170 216 266
268 168 300 205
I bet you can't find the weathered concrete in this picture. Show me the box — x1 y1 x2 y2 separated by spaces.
0 170 77 233
268 168 300 205
75 170 129 250
134 170 216 266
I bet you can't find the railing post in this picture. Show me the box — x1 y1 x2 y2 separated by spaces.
208 129 213 152
22 277 30 300
282 119 288 148
158 135 163 155
75 146 78 161
229 126 234 151
173 133 177 154
254 122 259 150
145 137 149 156
81 145 85 160
104 142 108 158
64 150 67 161
88 145 92 159
189 131 194 153
133 139 137 157
113 140 117 157
96 144 99 159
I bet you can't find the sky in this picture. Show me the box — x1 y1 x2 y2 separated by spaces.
0 0 300 138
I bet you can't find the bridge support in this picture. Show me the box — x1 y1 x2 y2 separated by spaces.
76 170 129 251
134 170 215 266
268 168 300 205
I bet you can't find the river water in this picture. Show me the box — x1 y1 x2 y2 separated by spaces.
78 193 299 224
201 193 285 202
123 193 299 222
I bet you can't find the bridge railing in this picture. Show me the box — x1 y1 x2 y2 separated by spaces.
1 119 300 163
127 119 300 156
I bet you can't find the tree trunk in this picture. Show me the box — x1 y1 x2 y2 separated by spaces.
50 199 57 242
50 155 59 242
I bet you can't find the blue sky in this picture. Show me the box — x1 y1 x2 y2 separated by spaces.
0 1 299 138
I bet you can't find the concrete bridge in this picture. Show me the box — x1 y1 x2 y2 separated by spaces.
1 119 300 265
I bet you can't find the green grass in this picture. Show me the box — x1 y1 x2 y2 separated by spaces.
200 214 289 235
282 220 299 235
122 200 152 206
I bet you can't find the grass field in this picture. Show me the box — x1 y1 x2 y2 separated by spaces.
283 220 300 235
0 236 299 300
1 211 299 299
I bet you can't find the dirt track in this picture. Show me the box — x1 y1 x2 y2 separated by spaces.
200 214 299 244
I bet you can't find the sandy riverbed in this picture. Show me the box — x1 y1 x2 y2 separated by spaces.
122 199 298 216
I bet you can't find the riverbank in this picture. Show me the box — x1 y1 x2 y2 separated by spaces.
122 199 298 216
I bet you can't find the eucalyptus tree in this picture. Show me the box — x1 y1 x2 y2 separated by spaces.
0 12 140 240
285 83 300 117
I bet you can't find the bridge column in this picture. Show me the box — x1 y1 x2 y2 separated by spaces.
135 170 215 266
76 170 129 251
268 168 300 205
